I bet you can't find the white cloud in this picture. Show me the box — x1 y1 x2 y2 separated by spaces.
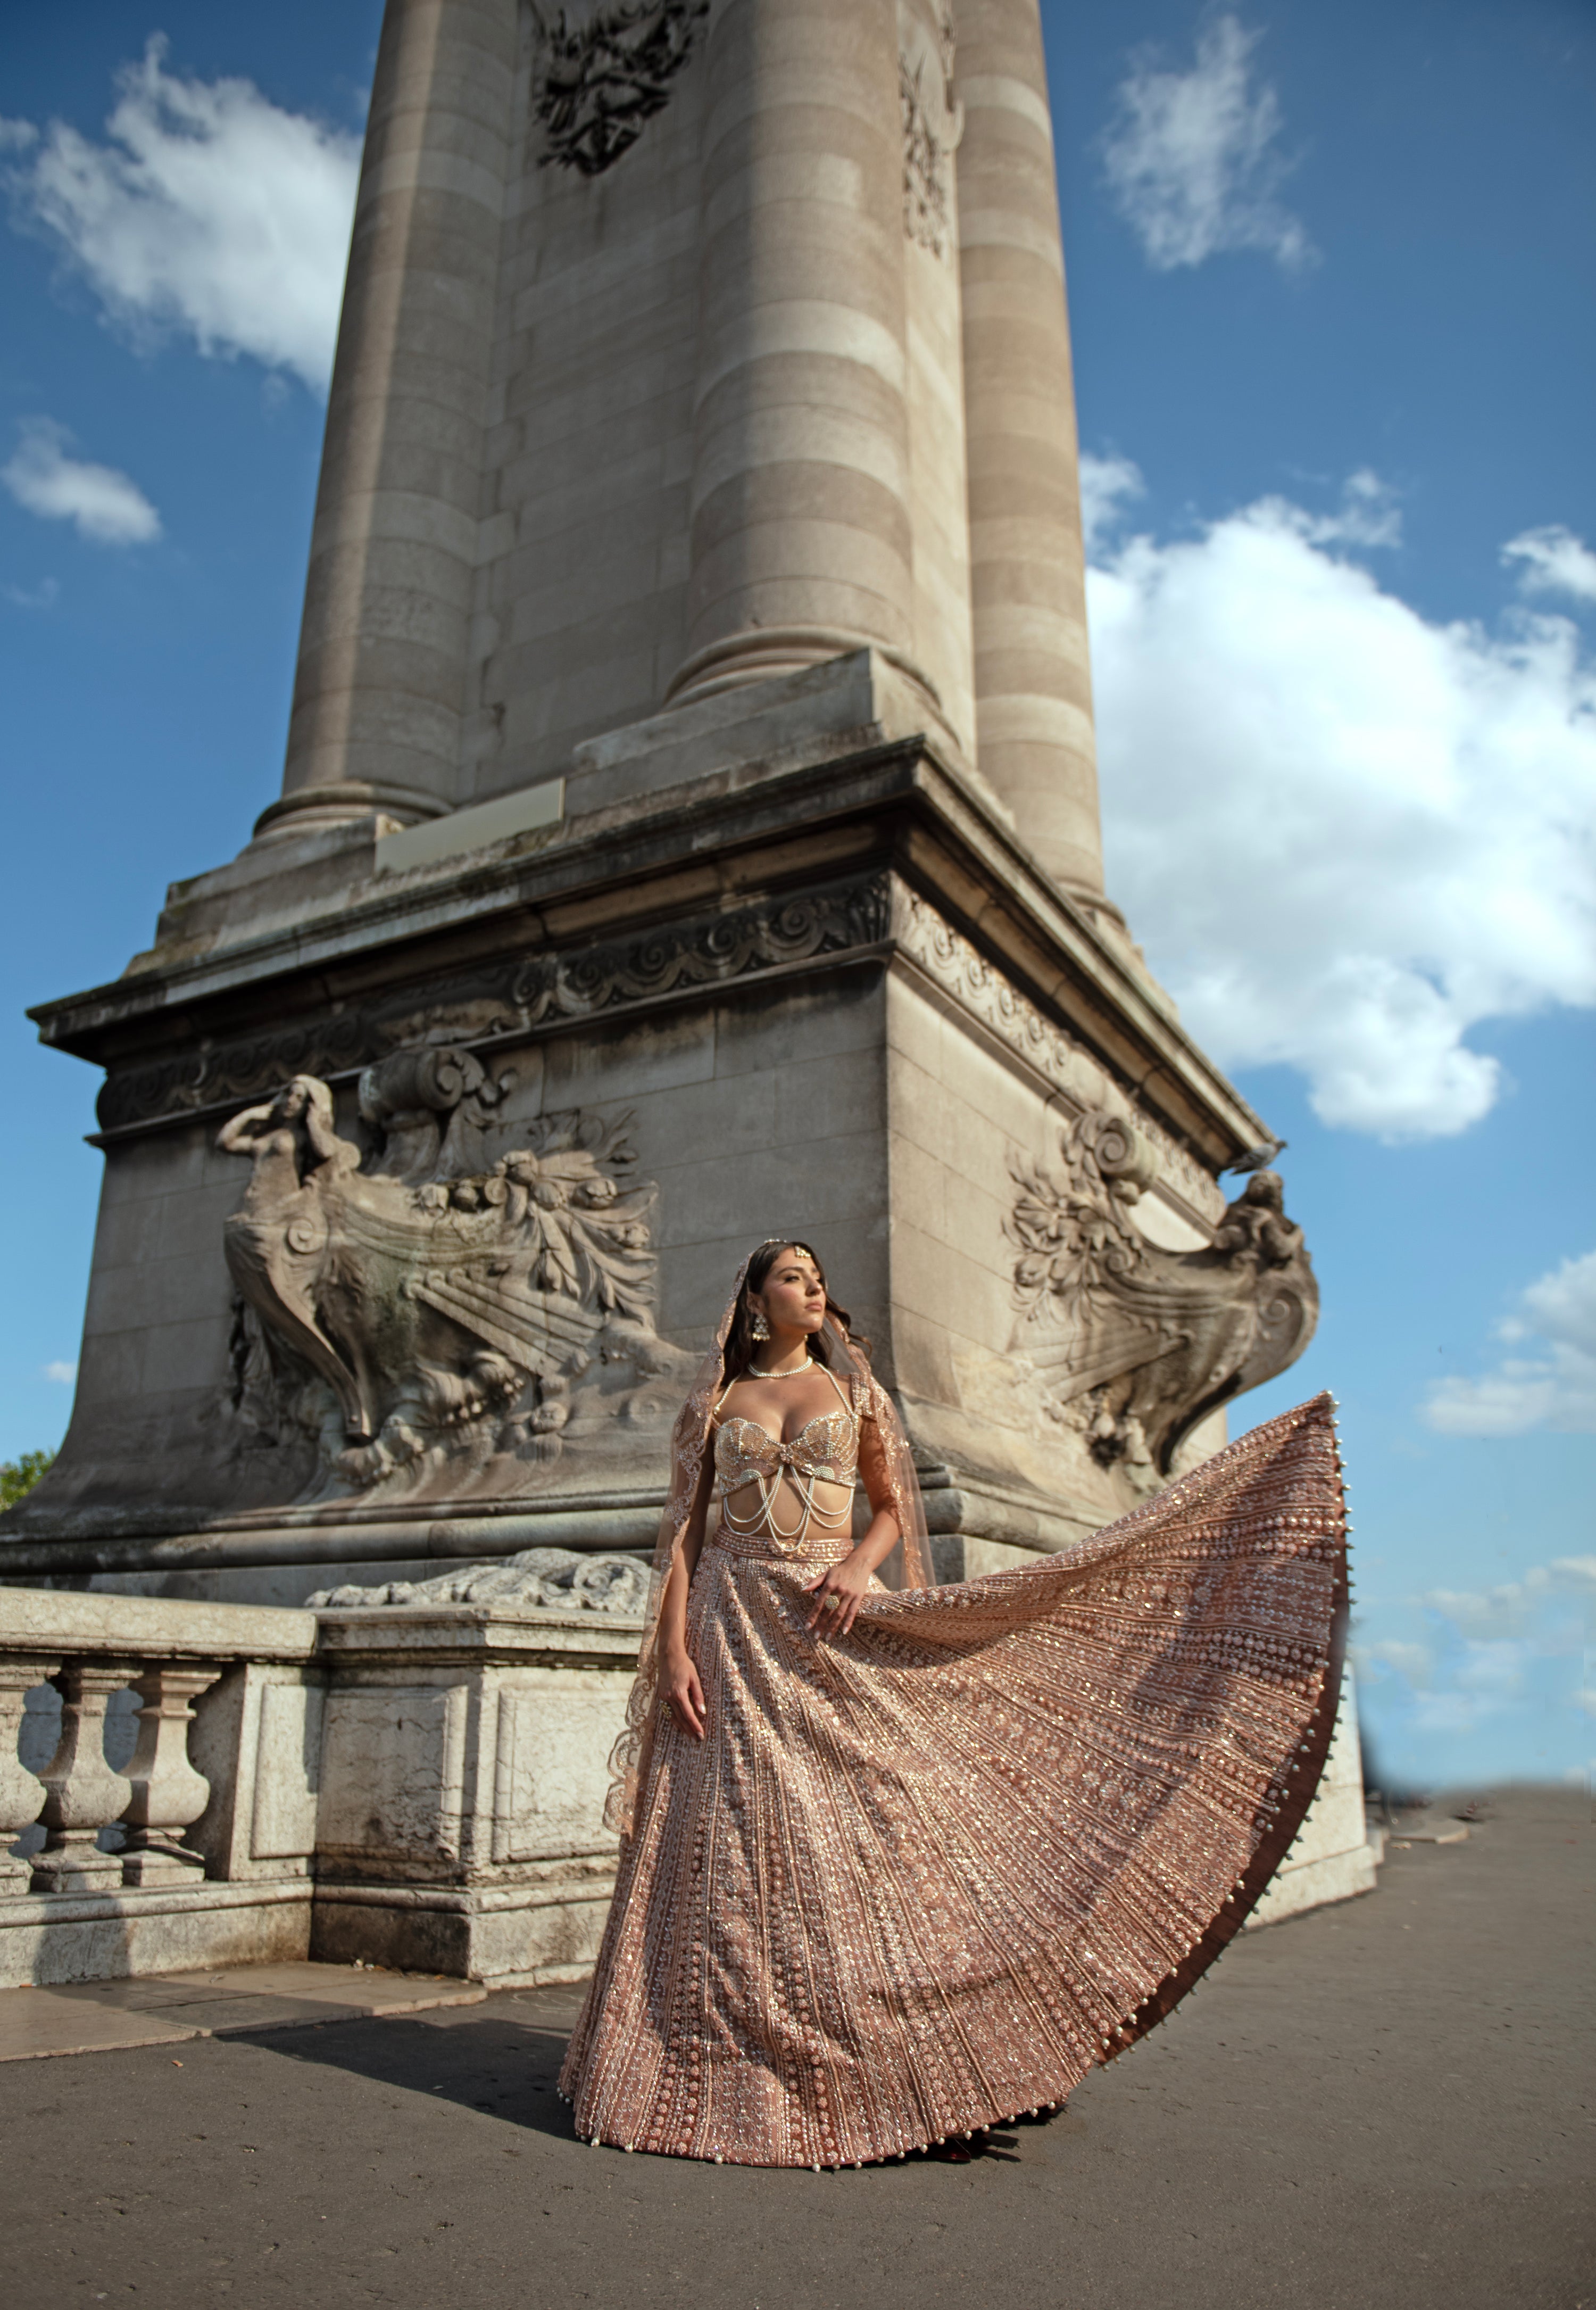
2 420 159 543
1503 525 1596 605
3 575 60 609
41 1360 78 1385
1419 1556 1596 1633
1356 1556 1592 1768
1425 1253 1596 1435
1079 452 1145 553
1101 14 1312 273
3 38 360 392
1359 1637 1433 1682
1086 466 1596 1139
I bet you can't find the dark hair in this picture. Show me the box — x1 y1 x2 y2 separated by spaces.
721 1240 862 1381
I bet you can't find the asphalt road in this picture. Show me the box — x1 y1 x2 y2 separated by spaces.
3 1785 1588 2310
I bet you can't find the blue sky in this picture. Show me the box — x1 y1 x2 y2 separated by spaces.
2 3 1592 1790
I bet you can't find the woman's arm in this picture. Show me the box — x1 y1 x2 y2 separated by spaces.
801 1412 902 1636
215 1104 275 1155
658 1449 714 1738
303 1102 360 1174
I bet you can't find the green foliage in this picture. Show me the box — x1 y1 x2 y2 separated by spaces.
0 1450 54 1510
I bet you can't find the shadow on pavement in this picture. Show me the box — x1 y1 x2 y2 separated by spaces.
234 2004 581 2142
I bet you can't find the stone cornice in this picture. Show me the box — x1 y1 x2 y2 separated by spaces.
33 737 1270 1170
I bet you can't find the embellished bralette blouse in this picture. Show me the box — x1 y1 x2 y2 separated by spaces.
711 1374 860 1554
712 1406 858 1493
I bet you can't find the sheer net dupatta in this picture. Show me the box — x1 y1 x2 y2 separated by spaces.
602 1263 934 1837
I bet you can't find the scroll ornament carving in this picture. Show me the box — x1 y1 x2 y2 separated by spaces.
531 1 708 177
893 887 1220 1220
308 1547 649 1617
218 1046 694 1505
509 877 889 1025
100 875 889 1136
1007 1110 1319 1479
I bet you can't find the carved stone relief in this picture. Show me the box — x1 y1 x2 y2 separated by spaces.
1007 1110 1319 1481
308 1546 649 1615
891 885 1222 1220
899 4 959 256
218 1046 695 1506
530 1 708 177
99 873 890 1137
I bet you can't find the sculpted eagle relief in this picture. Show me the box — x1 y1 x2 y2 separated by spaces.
217 1045 692 1505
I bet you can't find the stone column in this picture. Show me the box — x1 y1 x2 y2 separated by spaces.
954 0 1103 901
260 0 516 841
668 0 928 706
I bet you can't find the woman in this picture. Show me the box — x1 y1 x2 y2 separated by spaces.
560 1240 1347 2168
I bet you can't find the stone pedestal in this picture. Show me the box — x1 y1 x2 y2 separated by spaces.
9 655 1312 1611
306 1604 634 1984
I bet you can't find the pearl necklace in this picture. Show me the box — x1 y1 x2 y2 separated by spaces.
747 1360 813 1379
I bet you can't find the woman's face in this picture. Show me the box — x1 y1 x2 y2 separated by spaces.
753 1247 826 1339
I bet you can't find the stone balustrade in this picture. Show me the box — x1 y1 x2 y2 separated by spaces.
0 1591 320 1986
0 1584 641 1991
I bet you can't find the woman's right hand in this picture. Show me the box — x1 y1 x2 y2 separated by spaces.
661 1644 706 1740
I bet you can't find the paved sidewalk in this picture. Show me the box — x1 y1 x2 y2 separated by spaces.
0 1964 485 2061
1 1786 1587 2310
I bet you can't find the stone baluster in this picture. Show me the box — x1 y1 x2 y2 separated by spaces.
31 1663 137 1895
118 1665 225 1886
0 1657 60 1892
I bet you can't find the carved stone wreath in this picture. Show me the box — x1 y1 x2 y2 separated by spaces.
531 1 709 177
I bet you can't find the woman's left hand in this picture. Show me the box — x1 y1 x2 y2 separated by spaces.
801 1550 875 1638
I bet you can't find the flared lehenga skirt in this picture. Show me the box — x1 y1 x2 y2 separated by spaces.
560 1394 1349 2167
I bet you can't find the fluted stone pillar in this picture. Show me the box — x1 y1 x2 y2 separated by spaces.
668 0 930 706
261 0 516 840
955 0 1103 900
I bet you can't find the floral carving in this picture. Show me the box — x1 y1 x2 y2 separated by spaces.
1007 1112 1319 1476
531 1 708 177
